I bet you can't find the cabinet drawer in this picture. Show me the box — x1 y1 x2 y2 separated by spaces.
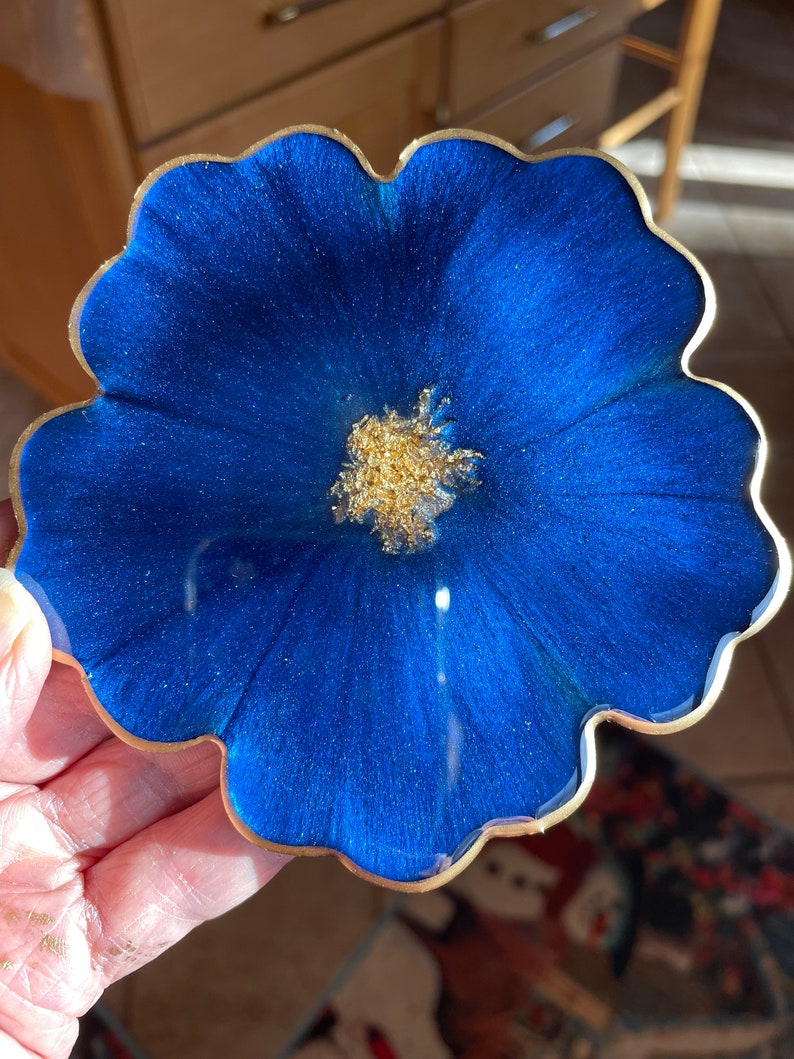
449 0 628 117
464 43 621 153
103 0 443 143
138 22 441 178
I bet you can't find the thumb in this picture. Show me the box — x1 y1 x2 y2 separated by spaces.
0 564 52 760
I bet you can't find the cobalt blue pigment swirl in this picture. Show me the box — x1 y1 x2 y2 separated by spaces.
12 130 785 887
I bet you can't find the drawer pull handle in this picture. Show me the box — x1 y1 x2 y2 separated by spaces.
265 0 343 25
531 6 598 43
520 113 580 152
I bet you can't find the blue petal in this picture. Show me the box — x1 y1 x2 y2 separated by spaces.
16 395 339 678
78 136 704 458
470 378 775 720
376 140 706 441
222 541 592 882
79 135 409 432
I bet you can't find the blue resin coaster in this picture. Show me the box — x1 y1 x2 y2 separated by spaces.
10 129 789 889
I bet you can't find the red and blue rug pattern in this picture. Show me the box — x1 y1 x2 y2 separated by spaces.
289 726 794 1059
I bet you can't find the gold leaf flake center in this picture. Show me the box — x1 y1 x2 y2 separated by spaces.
331 388 481 554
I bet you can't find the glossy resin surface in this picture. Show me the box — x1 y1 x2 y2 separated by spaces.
11 130 786 887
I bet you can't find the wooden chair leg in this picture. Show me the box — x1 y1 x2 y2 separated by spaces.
657 0 723 220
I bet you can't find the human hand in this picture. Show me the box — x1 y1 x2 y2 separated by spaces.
0 499 290 1058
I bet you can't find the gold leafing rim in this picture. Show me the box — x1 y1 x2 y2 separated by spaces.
8 125 792 893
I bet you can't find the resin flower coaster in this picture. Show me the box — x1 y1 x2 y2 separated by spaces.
10 128 789 890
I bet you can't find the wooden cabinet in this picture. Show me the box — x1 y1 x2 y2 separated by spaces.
0 65 134 405
0 0 638 405
103 0 443 143
469 44 623 154
448 0 626 118
138 21 441 176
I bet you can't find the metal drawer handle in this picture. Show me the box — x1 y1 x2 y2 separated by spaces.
520 113 580 152
265 0 344 25
530 6 598 44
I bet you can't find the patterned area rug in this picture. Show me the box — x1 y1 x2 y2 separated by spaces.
288 726 794 1059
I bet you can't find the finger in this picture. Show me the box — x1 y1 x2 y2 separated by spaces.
1 661 111 784
0 498 110 784
35 736 222 863
85 790 290 986
0 569 52 762
0 1022 76 1059
0 498 18 565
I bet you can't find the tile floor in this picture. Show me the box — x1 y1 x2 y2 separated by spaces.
0 0 792 1055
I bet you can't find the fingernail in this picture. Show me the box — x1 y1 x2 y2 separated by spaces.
0 568 41 659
